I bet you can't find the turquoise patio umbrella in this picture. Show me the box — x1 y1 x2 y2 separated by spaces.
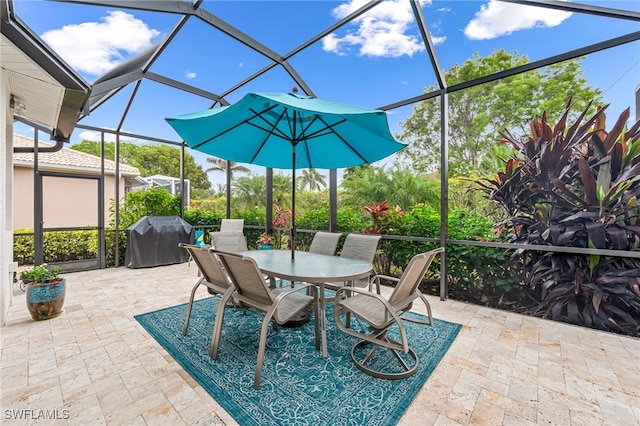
166 91 406 259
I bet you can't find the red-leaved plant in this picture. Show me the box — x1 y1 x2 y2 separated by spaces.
479 100 640 335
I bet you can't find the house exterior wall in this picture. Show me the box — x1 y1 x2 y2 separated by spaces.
1 69 15 326
13 166 125 229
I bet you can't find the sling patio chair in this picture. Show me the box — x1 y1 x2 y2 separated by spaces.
308 231 342 256
209 219 245 244
210 231 248 252
276 231 343 289
324 233 380 291
333 247 444 379
220 218 245 232
211 250 320 390
178 243 234 336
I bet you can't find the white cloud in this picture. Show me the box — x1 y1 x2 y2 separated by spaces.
41 10 160 76
322 0 442 58
76 130 111 143
75 130 138 144
185 71 197 79
464 0 572 40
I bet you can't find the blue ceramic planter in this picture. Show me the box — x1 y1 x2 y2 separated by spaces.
258 244 273 250
26 278 66 320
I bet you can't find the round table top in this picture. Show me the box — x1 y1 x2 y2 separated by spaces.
241 249 373 283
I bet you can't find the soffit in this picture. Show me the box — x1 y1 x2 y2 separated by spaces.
2 37 65 129
1 0 90 141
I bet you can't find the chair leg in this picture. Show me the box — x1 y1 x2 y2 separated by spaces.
182 280 202 335
351 339 419 379
311 295 320 351
254 314 273 390
209 290 234 359
418 293 434 326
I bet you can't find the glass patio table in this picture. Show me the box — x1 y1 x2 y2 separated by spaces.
241 249 373 358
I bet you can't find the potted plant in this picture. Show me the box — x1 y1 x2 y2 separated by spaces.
257 233 273 250
20 264 66 321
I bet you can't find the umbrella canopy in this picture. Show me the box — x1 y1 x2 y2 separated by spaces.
166 92 407 259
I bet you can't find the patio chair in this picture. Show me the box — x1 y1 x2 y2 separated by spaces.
211 250 320 390
333 247 444 379
209 219 245 246
178 243 234 336
308 231 342 256
210 231 248 252
276 231 342 290
220 219 244 232
325 233 381 291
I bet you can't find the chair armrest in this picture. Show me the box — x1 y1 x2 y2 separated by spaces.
272 282 316 302
333 286 407 334
271 283 317 324
372 274 399 282
370 274 399 294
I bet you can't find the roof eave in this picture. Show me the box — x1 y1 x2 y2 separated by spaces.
1 0 91 142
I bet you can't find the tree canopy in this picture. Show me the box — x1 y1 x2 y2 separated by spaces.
340 164 440 211
205 157 250 177
71 140 211 198
399 50 602 175
298 168 327 191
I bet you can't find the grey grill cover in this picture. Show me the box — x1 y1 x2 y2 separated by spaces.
125 216 193 268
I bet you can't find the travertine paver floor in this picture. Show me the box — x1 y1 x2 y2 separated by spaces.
1 262 639 425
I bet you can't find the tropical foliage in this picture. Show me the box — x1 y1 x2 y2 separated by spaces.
270 204 292 249
72 140 211 197
341 165 440 211
298 168 327 191
205 157 250 176
480 102 640 335
399 50 602 175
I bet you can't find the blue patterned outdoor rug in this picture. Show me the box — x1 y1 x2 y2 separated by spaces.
135 297 461 426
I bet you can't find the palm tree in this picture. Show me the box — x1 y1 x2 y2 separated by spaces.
298 168 327 191
272 173 292 209
340 165 440 211
205 157 250 176
231 174 266 209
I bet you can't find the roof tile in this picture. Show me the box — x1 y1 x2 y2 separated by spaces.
13 134 139 176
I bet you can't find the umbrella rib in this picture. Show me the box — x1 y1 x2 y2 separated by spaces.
191 104 280 149
296 114 323 168
299 117 347 140
249 107 293 142
316 116 368 163
291 109 298 143
249 108 288 163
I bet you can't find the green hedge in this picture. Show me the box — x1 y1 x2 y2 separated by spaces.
13 204 525 309
14 228 100 265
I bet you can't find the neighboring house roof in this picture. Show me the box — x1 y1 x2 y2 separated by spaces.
12 134 140 177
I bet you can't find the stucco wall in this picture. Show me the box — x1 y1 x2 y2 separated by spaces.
13 166 124 229
1 69 15 326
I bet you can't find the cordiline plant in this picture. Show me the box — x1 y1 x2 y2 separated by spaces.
479 101 640 335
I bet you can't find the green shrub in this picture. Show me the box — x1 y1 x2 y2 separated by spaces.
13 228 35 265
13 229 102 265
183 208 225 226
114 187 181 228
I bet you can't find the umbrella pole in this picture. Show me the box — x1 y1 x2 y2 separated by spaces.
291 144 296 261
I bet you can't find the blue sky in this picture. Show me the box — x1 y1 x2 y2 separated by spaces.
13 0 640 187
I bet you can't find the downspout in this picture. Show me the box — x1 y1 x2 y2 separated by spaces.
13 139 66 153
12 117 68 152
